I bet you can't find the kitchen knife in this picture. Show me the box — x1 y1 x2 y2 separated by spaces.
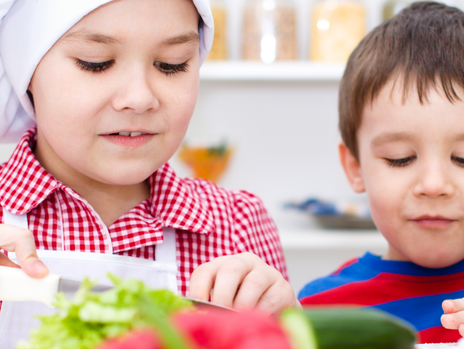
0 265 111 307
0 265 234 311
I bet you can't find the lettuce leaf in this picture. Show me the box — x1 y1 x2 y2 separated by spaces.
17 274 193 349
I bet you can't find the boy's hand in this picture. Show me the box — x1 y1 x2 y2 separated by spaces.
188 252 301 313
441 299 464 336
0 224 48 278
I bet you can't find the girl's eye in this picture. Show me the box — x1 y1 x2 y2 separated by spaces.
452 156 464 167
154 61 189 75
75 59 114 73
384 156 416 168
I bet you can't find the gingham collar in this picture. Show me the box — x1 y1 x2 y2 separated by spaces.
148 163 216 235
0 127 60 214
0 127 215 235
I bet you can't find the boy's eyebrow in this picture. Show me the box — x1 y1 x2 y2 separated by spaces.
371 132 415 147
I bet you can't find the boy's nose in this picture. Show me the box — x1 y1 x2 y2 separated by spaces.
112 72 159 114
413 164 455 198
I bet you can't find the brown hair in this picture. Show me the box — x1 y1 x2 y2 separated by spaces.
339 1 464 160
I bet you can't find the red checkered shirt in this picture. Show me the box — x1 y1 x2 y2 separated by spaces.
0 127 288 295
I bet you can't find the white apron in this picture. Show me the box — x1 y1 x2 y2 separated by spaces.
0 210 179 349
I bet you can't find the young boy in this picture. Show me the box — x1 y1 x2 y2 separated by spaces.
0 0 297 345
298 2 464 344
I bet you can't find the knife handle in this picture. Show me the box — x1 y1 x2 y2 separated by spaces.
0 265 60 307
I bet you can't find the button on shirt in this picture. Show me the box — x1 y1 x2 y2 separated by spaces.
0 127 288 295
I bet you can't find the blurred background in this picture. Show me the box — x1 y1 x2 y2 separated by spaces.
2 0 460 292
173 0 464 292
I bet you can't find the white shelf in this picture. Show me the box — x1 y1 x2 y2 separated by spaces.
279 228 388 250
200 61 346 81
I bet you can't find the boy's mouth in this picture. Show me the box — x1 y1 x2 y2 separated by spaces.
410 215 457 228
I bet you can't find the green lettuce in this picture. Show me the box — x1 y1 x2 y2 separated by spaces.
17 274 193 349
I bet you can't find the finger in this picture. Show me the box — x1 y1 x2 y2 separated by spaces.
460 324 464 337
189 260 222 301
210 256 253 308
232 266 275 310
0 225 48 278
254 280 297 314
0 252 20 268
443 299 464 314
12 230 48 278
441 312 464 330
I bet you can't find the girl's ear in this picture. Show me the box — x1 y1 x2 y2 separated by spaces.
27 82 35 108
26 90 34 108
338 141 365 193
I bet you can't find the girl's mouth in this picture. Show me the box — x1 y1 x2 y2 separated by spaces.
101 132 154 147
108 132 150 137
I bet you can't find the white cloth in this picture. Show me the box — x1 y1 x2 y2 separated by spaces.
0 211 179 349
0 0 214 142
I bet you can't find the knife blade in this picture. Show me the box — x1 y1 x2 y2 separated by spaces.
0 265 111 307
57 276 112 300
184 297 236 312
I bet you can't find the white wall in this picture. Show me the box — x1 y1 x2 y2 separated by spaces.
171 0 464 229
172 80 350 228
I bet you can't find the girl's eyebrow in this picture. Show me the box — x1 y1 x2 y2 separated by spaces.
161 31 200 46
61 29 200 47
62 29 121 45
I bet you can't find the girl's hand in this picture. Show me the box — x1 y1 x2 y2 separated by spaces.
441 299 464 336
0 224 48 278
188 252 300 314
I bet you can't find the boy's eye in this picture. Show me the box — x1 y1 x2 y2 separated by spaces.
384 156 416 168
75 59 114 73
452 156 464 167
154 61 189 75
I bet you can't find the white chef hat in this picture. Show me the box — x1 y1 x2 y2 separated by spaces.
0 0 214 143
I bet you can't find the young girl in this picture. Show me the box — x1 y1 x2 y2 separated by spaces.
0 0 297 345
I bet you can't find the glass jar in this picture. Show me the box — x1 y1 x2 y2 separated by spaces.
178 139 233 184
382 0 415 21
242 0 297 63
310 0 366 62
207 0 228 60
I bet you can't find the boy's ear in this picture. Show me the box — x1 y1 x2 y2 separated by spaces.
338 141 365 193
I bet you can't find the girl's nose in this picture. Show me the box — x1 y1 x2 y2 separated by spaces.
112 71 159 113
413 163 455 198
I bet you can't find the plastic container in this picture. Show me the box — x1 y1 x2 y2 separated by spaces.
382 0 415 20
207 0 228 60
242 0 297 63
310 0 366 62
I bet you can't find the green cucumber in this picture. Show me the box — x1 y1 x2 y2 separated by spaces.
280 307 417 349
281 308 318 349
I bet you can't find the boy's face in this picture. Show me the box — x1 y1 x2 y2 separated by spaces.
28 0 200 186
340 81 464 268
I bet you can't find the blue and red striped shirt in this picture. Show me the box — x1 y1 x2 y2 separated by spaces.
298 252 464 343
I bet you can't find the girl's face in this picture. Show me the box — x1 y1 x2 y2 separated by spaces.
29 0 200 186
